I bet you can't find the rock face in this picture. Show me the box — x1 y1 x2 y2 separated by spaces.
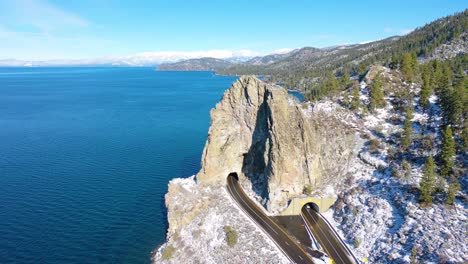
154 77 359 263
424 32 468 61
197 76 356 212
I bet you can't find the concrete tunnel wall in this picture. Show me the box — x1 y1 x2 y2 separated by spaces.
278 196 337 216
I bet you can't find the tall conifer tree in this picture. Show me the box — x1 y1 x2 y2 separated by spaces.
419 65 432 110
369 74 385 111
420 156 436 204
446 176 461 205
401 105 414 151
401 53 414 82
440 126 456 177
350 86 361 110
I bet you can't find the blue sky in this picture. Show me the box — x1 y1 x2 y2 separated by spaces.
0 0 466 60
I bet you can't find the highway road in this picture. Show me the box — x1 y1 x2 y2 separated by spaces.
226 173 315 264
301 203 358 264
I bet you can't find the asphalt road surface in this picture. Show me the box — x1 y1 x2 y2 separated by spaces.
226 173 315 264
301 203 358 264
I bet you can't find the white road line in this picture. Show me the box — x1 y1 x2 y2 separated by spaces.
226 180 297 263
302 213 332 258
306 209 346 264
227 177 311 263
317 212 359 262
306 210 337 256
302 217 321 250
230 179 279 235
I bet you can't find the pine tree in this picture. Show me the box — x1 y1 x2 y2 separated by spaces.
350 85 361 110
440 126 456 177
369 74 386 111
436 64 451 94
419 65 432 110
449 77 466 128
358 63 368 80
446 176 461 205
441 64 452 88
463 122 468 151
341 71 351 88
410 52 419 78
420 156 436 204
440 83 454 126
342 90 351 109
390 54 399 69
401 106 414 151
431 60 443 91
324 71 338 92
452 68 465 88
401 53 414 82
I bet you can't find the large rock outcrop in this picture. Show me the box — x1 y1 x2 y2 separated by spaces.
197 76 356 212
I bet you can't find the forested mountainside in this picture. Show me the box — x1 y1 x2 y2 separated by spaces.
157 57 236 71
219 10 467 91
159 10 466 95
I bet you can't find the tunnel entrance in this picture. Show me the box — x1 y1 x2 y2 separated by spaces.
305 202 320 212
228 172 239 181
278 197 336 216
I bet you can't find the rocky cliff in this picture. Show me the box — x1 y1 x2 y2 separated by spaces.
153 76 360 263
197 76 356 212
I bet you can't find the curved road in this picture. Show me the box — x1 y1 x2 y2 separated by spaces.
301 203 358 264
226 173 315 264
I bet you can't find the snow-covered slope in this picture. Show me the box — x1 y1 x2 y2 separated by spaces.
322 66 467 263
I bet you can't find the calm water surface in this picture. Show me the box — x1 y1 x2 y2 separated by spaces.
287 90 304 102
0 67 237 263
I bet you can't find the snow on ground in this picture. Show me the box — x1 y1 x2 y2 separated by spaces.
320 72 468 263
155 176 331 264
153 177 290 264
157 67 466 263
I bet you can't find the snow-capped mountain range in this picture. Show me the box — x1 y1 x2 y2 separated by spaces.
0 49 268 67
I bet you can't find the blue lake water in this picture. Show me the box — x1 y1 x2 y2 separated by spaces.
0 68 237 264
287 90 303 102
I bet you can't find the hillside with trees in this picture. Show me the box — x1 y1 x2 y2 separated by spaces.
326 43 466 261
218 10 467 94
157 57 236 71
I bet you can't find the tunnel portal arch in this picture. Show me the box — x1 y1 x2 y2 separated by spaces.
305 202 320 212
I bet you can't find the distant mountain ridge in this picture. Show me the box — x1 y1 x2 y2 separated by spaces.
157 57 236 71
0 52 255 67
2 10 465 80
218 10 467 88
156 39 400 74
246 51 296 66
157 10 467 90
155 39 404 73
154 51 296 71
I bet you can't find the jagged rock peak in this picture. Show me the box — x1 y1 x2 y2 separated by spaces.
197 75 356 212
196 75 288 186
